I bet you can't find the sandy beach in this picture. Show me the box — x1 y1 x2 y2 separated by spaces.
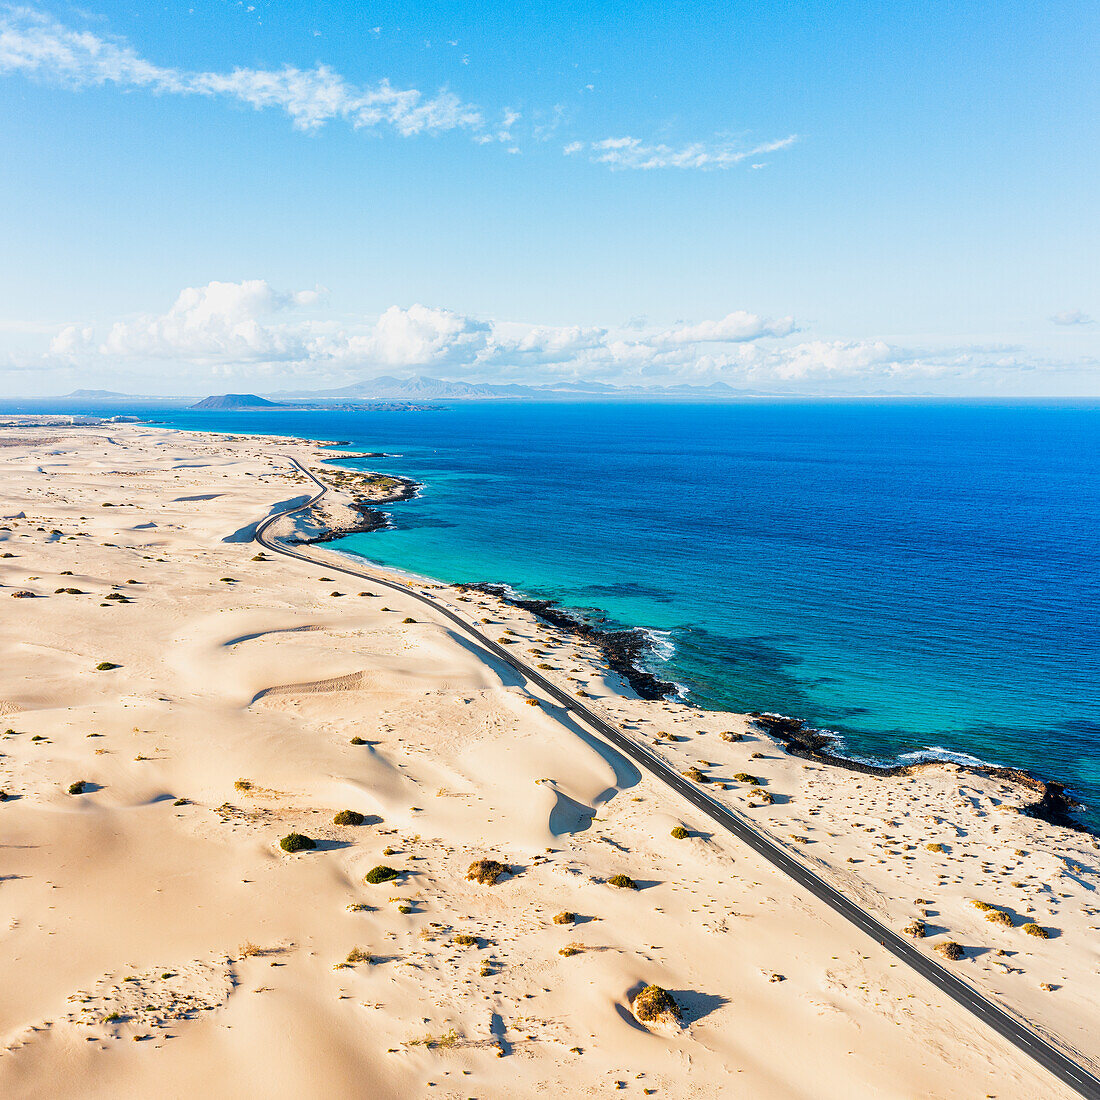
1 421 1097 1099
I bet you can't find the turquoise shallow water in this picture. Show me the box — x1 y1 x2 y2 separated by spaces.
10 399 1099 821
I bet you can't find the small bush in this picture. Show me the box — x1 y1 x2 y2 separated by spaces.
608 873 637 890
903 919 926 938
971 900 993 912
68 780 87 795
559 944 583 957
525 698 539 707
234 778 253 793
280 833 316 853
935 941 964 961
453 934 479 946
95 662 120 671
365 865 400 885
345 947 371 964
632 985 681 1023
987 910 1013 927
926 842 945 853
1023 923 1049 938
402 617 416 624
682 767 708 783
467 858 509 885
350 736 366 745
671 826 690 839
732 773 759 785
720 731 743 742
553 911 575 925
334 809 365 826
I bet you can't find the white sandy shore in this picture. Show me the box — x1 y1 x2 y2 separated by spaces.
0 423 1096 1099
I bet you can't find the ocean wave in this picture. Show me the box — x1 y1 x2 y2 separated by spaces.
640 627 676 662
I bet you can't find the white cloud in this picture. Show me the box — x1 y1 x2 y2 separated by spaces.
99 280 314 362
1050 309 1093 326
327 304 491 366
1 9 798 168
652 311 797 345
0 7 483 136
39 279 1086 394
572 134 798 170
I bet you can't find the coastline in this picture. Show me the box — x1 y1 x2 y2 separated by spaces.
306 446 1093 836
2 421 1098 1097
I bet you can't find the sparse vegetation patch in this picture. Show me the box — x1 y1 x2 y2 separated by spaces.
280 833 316 853
365 865 400 885
467 858 509 885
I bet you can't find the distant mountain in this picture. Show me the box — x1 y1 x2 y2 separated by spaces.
190 393 284 410
63 389 134 400
272 374 772 402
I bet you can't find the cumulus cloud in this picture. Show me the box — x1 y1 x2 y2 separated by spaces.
652 311 797 345
40 279 1080 393
0 7 483 136
43 280 802 379
568 134 798 170
1050 309 1093 326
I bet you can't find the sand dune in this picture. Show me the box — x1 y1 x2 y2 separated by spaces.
0 423 1093 1099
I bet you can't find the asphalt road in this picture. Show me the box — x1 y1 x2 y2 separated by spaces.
255 457 1100 1100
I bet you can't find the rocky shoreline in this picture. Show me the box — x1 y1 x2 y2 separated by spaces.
464 583 680 701
288 456 420 546
293 444 1091 838
750 712 1089 834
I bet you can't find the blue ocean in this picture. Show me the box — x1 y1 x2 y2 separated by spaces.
15 400 1100 820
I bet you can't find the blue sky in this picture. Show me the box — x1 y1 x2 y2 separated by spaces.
1 0 1097 395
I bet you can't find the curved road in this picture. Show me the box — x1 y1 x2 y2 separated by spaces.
256 457 1100 1100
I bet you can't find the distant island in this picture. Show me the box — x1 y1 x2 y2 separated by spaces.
190 393 283 410
189 393 437 412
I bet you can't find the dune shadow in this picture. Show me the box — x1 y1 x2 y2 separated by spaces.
548 790 596 837
613 1002 651 1034
311 838 354 852
446 630 527 689
490 1012 512 1055
670 989 728 1025
222 494 311 544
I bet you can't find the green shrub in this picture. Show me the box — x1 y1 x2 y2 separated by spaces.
926 842 945 853
345 947 371 964
350 736 366 745
682 767 707 783
558 944 583 957
632 985 681 1023
467 858 509 885
95 662 120 671
365 865 400 885
1023 923 1049 938
402 617 416 624
280 833 316 853
720 731 743 742
334 809 365 826
670 826 690 839
903 919 926 938
608 874 637 890
68 780 87 795
453 934 479 946
732 772 759 785
553 911 575 925
935 940 963 961
987 909 1013 927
